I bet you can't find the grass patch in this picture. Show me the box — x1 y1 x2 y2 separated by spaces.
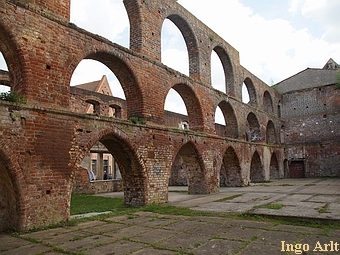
304 183 316 186
70 194 133 215
262 204 284 210
214 194 242 202
318 205 331 213
277 184 294 186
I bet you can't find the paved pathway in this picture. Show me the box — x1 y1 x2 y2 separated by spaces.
0 178 339 255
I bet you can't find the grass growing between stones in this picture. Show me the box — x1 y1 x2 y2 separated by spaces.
68 194 340 231
262 203 284 210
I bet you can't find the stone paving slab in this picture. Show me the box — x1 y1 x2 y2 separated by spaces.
1 178 340 255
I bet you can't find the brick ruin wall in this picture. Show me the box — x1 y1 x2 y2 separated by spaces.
0 0 338 232
281 85 340 177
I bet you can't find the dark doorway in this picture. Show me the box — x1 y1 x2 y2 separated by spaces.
289 160 305 178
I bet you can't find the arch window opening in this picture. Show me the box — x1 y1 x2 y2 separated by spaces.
70 1 129 48
215 106 226 136
0 52 10 93
250 151 265 183
220 147 243 187
76 136 146 206
71 60 125 99
161 19 189 75
168 142 205 194
269 153 280 179
164 88 188 128
263 90 274 113
215 101 238 138
70 59 127 118
242 82 250 104
246 112 261 142
211 50 226 93
242 78 257 106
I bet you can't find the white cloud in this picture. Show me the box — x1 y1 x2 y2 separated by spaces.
178 0 340 84
70 0 129 46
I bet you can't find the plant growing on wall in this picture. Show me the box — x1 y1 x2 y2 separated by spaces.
0 91 26 103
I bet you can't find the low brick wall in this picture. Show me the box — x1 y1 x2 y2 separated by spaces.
73 178 123 194
89 180 123 194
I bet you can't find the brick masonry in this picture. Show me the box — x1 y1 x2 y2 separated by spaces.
0 0 337 232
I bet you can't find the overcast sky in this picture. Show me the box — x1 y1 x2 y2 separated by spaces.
1 0 339 122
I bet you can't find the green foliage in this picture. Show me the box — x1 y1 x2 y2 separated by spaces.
70 194 130 215
262 203 284 210
129 116 146 125
0 91 26 103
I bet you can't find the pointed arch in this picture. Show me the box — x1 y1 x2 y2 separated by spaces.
173 142 205 194
0 151 19 232
220 147 242 187
266 120 277 144
72 51 142 120
250 151 264 183
215 100 238 138
166 14 200 80
166 83 204 131
0 22 24 93
76 129 147 206
263 90 274 113
213 46 234 95
243 78 257 106
269 153 280 179
246 112 261 142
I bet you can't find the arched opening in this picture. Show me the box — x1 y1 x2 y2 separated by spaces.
215 101 238 138
213 46 234 95
169 142 205 194
269 153 280 179
70 60 127 118
242 83 250 103
220 147 243 187
164 88 188 129
71 59 125 100
263 90 274 113
77 133 146 206
266 120 277 144
164 84 203 131
161 19 189 75
246 112 261 142
0 24 24 96
0 153 19 232
283 159 289 178
166 14 199 80
211 50 225 93
85 99 100 115
242 78 257 106
70 1 129 47
0 53 10 93
280 125 285 144
70 52 142 119
250 151 264 183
